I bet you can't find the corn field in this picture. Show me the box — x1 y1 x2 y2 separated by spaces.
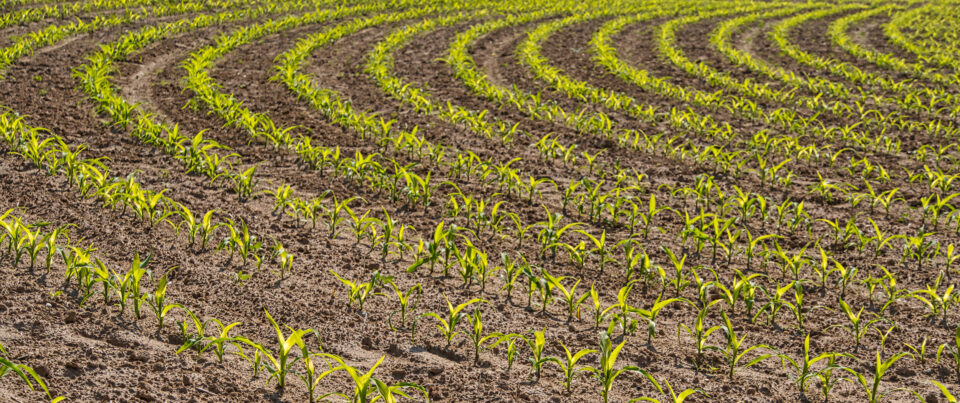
2 0 960 401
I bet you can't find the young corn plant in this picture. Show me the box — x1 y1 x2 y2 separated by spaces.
498 253 524 300
876 265 908 313
325 195 363 239
579 229 617 275
636 295 688 345
387 282 421 331
92 260 112 306
937 326 960 383
601 281 642 337
266 183 294 216
36 225 70 272
545 340 595 392
130 188 178 228
635 194 677 239
905 337 930 370
817 351 845 403
621 242 653 284
464 309 503 365
231 165 260 201
677 302 722 372
176 309 212 360
3 217 35 269
702 215 737 265
718 311 774 379
529 268 555 314
60 244 96 303
912 273 957 326
144 268 181 331
536 207 582 259
829 298 883 350
294 344 335 403
312 354 429 403
785 282 821 332
779 335 847 399
868 218 901 259
516 329 551 381
834 261 858 300
556 241 588 272
330 270 392 313
774 242 810 282
591 330 656 403
543 269 588 322
178 207 223 251
176 309 242 364
661 246 691 298
417 295 486 348
712 269 763 314
106 260 131 316
843 349 914 403
498 333 523 372
218 218 262 268
744 232 780 271
754 281 794 327
902 228 939 272
124 253 151 320
270 239 295 279
235 347 264 379
629 377 707 403
588 285 606 330
241 309 317 391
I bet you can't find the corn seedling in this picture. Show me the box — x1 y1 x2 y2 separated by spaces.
629 378 707 403
418 295 486 348
464 309 502 365
545 340 595 392
830 298 883 350
816 354 844 403
325 195 363 239
516 329 550 381
718 311 774 379
543 269 588 322
388 282 421 331
536 207 582 259
677 301 722 371
913 273 957 326
937 326 960 383
312 354 429 403
636 295 688 345
144 268 181 330
178 207 223 250
294 344 337 403
176 309 242 364
843 349 914 403
591 330 656 403
779 335 847 398
231 165 260 201
218 218 262 268
241 309 317 391
330 270 392 313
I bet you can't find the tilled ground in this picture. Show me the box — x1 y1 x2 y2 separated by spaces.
2 2 960 403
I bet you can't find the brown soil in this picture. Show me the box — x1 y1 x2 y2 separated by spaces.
1 4 959 403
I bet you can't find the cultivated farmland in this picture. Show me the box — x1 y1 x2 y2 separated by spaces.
2 0 960 401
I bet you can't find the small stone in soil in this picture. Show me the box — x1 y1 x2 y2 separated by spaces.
33 365 50 378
